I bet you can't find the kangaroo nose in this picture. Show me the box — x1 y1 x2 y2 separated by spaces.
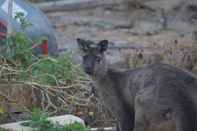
84 67 93 75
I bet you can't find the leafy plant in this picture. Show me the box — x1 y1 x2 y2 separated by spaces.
31 55 81 85
0 10 87 120
1 33 85 85
14 12 32 31
4 32 33 67
0 128 6 131
22 108 51 128
61 122 90 131
1 12 34 67
0 9 85 84
22 108 90 131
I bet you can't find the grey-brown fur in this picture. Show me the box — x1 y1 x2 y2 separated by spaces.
77 38 197 131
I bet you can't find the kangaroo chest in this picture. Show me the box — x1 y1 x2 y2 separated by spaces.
94 76 134 110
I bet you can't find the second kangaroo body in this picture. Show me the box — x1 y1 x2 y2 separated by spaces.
77 38 197 131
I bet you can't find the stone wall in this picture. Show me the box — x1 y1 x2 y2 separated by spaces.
46 0 197 72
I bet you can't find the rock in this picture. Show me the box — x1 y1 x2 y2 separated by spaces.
0 122 32 131
48 114 85 126
124 0 197 33
167 19 195 33
132 20 163 34
91 127 116 131
144 0 182 11
0 115 85 131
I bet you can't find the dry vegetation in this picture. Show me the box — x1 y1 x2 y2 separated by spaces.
0 14 114 126
0 55 114 127
120 31 197 75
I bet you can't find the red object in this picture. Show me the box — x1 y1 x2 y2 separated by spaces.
31 43 38 49
0 20 7 38
0 32 6 37
41 40 49 55
0 19 49 56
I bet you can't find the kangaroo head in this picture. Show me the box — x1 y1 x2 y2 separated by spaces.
77 38 109 76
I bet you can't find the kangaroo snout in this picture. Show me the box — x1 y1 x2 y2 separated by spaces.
84 66 94 75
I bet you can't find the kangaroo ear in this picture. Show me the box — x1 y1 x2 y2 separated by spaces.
77 38 89 52
98 40 108 53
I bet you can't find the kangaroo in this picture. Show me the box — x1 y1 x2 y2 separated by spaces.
77 38 197 131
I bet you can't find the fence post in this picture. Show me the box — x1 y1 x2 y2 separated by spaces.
7 0 13 36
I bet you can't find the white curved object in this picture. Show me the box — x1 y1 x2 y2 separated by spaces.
0 114 85 131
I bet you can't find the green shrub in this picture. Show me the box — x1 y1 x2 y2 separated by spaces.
0 128 5 131
1 12 34 68
2 32 33 67
0 12 85 85
22 108 51 128
31 55 76 85
29 54 85 86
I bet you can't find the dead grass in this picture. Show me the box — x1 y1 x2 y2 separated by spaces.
121 31 197 75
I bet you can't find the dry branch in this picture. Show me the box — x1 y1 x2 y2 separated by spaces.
0 58 115 126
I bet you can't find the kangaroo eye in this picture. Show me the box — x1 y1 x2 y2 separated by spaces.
83 55 87 60
96 57 101 62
